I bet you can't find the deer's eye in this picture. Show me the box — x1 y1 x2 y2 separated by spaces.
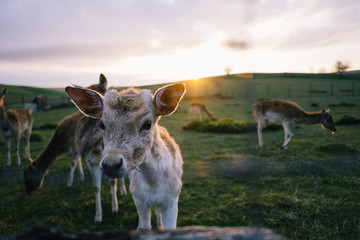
99 120 105 130
140 120 152 132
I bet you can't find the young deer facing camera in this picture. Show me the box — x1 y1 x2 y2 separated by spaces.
0 88 33 166
66 83 186 230
253 99 336 148
74 115 127 225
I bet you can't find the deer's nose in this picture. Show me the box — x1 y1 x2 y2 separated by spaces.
101 159 123 178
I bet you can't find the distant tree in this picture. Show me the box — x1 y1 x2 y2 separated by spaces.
335 61 350 76
224 66 233 75
318 68 326 73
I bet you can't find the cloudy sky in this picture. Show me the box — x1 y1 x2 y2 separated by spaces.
0 0 359 88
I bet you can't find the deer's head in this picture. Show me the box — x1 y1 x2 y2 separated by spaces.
320 109 336 132
66 83 185 178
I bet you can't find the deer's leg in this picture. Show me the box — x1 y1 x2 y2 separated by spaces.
119 177 127 197
110 178 118 215
90 165 103 225
282 123 293 148
15 134 21 165
257 121 264 147
156 207 163 229
23 130 31 161
5 137 11 166
133 196 152 230
77 158 84 182
67 153 81 187
158 199 178 229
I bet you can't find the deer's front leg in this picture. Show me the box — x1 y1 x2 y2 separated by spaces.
119 177 127 197
110 178 118 215
158 200 178 229
90 166 102 225
133 196 152 230
257 122 264 147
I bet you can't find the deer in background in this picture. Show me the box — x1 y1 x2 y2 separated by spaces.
188 102 212 121
66 83 186 230
24 74 125 202
0 88 33 166
253 99 336 148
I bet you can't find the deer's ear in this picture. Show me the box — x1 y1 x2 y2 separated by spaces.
321 108 329 116
65 87 103 119
0 88 7 97
99 73 108 92
154 83 186 116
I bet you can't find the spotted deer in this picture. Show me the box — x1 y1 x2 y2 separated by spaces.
253 99 336 148
24 74 125 201
0 88 33 166
188 102 212 121
65 83 186 230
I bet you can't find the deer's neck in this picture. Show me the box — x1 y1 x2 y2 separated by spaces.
298 111 321 124
0 105 7 120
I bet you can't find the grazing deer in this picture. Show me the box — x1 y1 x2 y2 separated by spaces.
253 99 336 148
74 115 127 225
65 83 186 230
188 102 212 121
0 88 33 166
24 74 124 198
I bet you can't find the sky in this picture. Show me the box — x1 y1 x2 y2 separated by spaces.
0 0 359 88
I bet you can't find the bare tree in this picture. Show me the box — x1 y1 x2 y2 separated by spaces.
224 66 233 75
318 68 326 73
335 61 350 76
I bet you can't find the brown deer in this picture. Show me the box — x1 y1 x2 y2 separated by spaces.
65 83 186 230
23 74 121 194
188 102 212 121
0 88 33 166
253 99 336 148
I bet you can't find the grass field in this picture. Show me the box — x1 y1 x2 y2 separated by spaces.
0 74 360 239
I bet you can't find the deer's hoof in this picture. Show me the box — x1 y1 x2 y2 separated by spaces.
93 221 102 227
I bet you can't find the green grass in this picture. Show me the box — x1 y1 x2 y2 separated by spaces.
1 75 360 239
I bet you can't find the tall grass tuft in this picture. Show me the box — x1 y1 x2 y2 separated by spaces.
30 132 45 142
183 119 256 134
183 119 283 134
335 115 360 125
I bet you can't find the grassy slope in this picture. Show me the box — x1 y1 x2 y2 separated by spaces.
0 74 360 239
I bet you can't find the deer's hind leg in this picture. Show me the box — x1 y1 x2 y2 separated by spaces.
15 133 21 165
5 137 11 166
23 129 32 162
67 153 84 187
281 122 293 149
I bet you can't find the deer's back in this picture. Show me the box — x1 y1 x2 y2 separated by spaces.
253 99 306 122
7 108 33 132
